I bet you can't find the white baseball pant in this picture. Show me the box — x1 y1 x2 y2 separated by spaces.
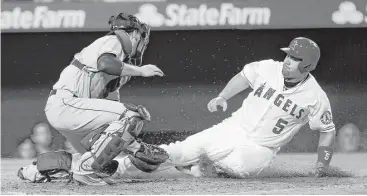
115 109 279 177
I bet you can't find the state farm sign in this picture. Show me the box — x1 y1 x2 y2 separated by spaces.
135 3 271 27
1 6 86 30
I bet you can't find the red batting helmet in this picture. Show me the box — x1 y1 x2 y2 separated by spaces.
281 37 320 73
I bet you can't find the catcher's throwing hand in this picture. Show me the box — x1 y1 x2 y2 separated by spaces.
207 96 228 112
139 64 164 77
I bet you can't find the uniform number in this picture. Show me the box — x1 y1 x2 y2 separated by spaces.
272 118 288 134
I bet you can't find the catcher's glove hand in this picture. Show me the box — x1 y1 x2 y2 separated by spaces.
135 141 169 164
128 155 160 173
129 141 169 172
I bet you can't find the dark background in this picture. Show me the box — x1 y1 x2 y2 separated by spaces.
2 28 367 157
2 28 367 87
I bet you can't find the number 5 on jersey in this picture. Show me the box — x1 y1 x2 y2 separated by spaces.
273 118 288 134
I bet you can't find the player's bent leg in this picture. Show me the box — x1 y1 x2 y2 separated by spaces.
46 97 128 131
73 105 166 178
73 111 146 177
213 141 279 178
46 97 150 154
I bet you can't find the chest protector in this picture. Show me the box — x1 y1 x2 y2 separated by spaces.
89 29 133 99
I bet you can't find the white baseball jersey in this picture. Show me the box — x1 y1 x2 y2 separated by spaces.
46 35 132 153
129 59 336 178
52 35 130 100
239 59 335 148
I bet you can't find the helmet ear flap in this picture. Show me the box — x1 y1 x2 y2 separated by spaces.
282 37 320 73
299 63 310 73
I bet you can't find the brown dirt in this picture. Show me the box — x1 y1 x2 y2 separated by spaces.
2 153 367 195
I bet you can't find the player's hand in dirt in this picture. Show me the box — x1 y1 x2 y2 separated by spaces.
207 96 227 112
315 162 328 177
139 64 164 77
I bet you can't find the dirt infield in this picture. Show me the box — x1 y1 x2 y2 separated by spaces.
1 153 366 195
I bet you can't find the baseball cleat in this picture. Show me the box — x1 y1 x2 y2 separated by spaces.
73 173 114 186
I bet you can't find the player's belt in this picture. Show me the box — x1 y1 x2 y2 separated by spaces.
70 58 86 70
49 59 86 98
49 89 78 98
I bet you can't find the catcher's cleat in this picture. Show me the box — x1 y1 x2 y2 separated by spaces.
73 173 116 186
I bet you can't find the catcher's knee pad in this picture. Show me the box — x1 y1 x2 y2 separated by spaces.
122 115 145 138
122 103 151 122
84 120 139 174
118 104 150 138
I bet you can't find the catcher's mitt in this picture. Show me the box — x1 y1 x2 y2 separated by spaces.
128 155 160 173
129 141 169 172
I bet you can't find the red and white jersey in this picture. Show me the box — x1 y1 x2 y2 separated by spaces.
52 35 130 99
237 59 335 148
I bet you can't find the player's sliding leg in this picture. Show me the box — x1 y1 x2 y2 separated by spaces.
157 111 279 178
99 109 278 179
157 135 278 178
162 115 244 165
117 114 244 176
109 119 237 177
212 140 279 178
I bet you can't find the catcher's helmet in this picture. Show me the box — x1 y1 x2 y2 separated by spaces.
108 13 151 66
281 37 320 73
108 13 142 32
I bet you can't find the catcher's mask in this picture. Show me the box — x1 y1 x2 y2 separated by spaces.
108 13 150 66
130 23 150 66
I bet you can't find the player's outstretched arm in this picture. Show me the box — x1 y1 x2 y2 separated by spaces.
132 64 164 77
208 72 250 112
217 72 251 100
97 53 164 77
315 130 336 177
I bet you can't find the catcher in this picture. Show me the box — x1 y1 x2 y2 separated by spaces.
17 13 168 185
